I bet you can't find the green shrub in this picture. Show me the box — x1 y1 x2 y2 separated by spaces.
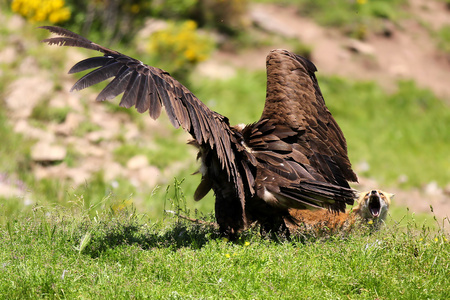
436 25 450 55
147 20 215 79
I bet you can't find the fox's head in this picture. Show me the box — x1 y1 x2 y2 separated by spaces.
353 190 393 224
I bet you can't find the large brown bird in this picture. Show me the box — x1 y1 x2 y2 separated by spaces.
40 26 358 236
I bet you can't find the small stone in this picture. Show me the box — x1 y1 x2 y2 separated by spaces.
137 166 160 187
14 120 55 142
31 142 66 162
5 75 53 118
55 112 84 136
126 155 149 170
347 39 375 55
424 181 442 196
0 182 24 198
103 162 126 181
0 46 17 64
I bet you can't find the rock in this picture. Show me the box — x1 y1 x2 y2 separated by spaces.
73 140 107 158
18 56 41 76
123 123 141 142
424 181 442 196
31 142 67 162
250 5 297 38
33 163 91 186
0 182 25 198
136 165 160 187
444 184 450 196
86 130 116 143
14 119 55 142
33 163 66 180
346 39 375 56
65 168 91 186
195 60 236 80
0 46 17 64
7 15 26 32
126 155 149 170
5 75 53 118
103 162 127 181
55 112 85 136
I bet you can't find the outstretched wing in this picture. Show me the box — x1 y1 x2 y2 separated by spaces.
40 26 240 191
246 49 357 212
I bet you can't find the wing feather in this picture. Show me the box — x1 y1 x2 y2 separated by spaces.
69 56 112 74
120 73 140 108
71 61 123 92
260 50 357 185
40 26 242 198
245 49 357 212
96 66 132 101
147 75 162 120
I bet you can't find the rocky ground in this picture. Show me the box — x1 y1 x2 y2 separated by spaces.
0 0 449 223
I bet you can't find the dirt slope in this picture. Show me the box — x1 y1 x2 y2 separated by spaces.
214 1 450 102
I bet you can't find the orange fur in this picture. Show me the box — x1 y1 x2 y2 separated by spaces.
286 190 392 234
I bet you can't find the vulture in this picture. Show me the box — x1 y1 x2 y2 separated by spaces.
40 26 358 236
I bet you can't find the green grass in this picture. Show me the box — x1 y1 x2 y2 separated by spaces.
319 77 450 188
436 25 450 55
30 100 71 124
0 202 449 299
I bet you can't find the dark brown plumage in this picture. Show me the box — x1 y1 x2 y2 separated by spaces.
40 26 358 236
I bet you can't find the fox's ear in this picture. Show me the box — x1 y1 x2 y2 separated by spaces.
387 193 395 199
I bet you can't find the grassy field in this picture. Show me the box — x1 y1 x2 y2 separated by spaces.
1 3 450 298
1 201 449 299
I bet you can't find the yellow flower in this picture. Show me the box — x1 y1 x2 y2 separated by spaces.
367 220 374 225
225 253 230 258
11 0 71 24
244 241 250 247
184 48 197 62
357 0 367 4
112 199 133 213
434 237 439 242
131 4 140 14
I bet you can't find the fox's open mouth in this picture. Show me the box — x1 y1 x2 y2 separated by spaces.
368 195 381 217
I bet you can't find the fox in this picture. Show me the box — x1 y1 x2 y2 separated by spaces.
286 190 393 235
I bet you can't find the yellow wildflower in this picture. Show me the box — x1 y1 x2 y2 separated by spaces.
11 0 71 24
131 4 140 14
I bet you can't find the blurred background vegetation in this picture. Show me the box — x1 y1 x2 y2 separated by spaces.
0 0 449 227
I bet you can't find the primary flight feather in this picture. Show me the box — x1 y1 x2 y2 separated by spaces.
40 26 358 235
